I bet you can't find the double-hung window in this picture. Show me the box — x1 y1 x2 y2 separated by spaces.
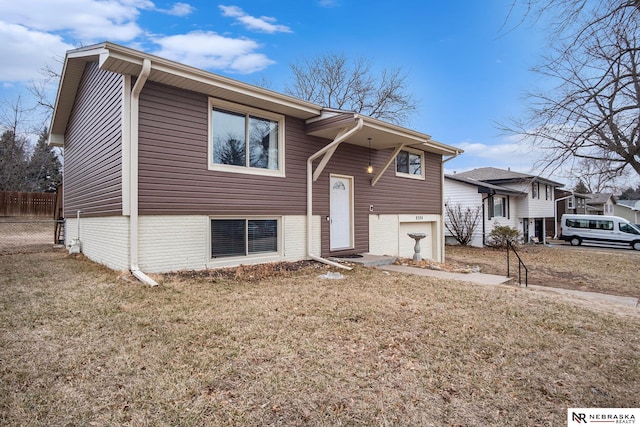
209 99 284 176
396 149 425 179
211 219 279 258
489 195 507 219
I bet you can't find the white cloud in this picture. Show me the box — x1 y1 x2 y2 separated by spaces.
0 0 148 42
0 0 279 85
152 31 275 74
219 5 292 33
157 2 194 17
0 22 73 82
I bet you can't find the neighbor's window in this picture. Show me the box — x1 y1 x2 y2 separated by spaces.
567 197 575 209
209 99 284 176
545 185 551 200
532 182 539 199
211 219 278 258
396 149 424 179
489 195 507 219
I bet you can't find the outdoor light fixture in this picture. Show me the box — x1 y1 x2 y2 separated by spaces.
367 138 373 174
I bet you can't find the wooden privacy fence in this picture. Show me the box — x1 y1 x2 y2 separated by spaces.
1 191 57 217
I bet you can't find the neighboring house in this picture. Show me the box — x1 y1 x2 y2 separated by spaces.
614 200 640 224
586 193 616 215
48 42 462 280
546 189 590 238
444 167 563 246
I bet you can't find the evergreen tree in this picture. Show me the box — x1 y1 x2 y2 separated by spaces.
0 129 29 191
574 180 589 194
26 127 61 192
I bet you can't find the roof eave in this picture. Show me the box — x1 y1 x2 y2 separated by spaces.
306 111 462 156
48 42 324 146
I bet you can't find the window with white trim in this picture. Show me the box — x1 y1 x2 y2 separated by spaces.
209 99 284 176
395 149 424 179
489 195 507 218
211 218 279 258
532 182 539 199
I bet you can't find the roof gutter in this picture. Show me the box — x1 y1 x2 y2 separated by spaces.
129 58 158 286
306 118 364 270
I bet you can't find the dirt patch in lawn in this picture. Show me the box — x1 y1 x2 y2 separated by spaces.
445 244 640 299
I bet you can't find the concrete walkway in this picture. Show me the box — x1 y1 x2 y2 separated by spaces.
330 254 638 309
379 264 513 286
378 263 639 309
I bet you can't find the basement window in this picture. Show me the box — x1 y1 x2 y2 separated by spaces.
211 219 278 258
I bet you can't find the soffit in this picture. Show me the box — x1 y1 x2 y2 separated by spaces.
306 112 462 156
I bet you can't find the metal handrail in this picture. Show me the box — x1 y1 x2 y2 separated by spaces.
506 241 528 287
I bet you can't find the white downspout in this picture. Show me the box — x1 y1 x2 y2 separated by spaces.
441 151 460 263
129 59 158 286
307 118 364 270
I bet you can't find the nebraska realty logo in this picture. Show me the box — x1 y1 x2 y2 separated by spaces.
568 408 638 425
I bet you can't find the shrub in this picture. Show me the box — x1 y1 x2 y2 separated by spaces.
486 224 521 248
444 202 481 246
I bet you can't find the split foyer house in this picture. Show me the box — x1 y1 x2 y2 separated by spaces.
444 167 563 246
49 42 462 281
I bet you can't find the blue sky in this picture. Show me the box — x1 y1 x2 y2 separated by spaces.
0 0 553 179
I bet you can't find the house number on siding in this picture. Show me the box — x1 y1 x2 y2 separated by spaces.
416 215 423 220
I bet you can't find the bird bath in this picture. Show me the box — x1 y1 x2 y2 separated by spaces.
407 232 427 261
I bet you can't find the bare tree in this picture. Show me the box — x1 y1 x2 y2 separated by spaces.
285 53 418 125
572 156 630 193
504 1 640 180
444 202 482 246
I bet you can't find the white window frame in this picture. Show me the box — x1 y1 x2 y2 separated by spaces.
567 197 575 209
395 148 425 180
532 182 539 199
208 98 285 177
209 216 282 264
491 196 507 218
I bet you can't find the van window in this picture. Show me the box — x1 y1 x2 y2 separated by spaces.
565 218 613 230
620 223 640 235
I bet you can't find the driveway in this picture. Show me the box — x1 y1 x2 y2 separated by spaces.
548 239 640 255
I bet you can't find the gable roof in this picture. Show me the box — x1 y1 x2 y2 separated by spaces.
453 167 564 187
49 42 462 157
586 193 615 205
445 174 526 196
617 199 640 210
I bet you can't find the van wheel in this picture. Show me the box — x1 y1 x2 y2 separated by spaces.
633 241 640 251
570 237 582 246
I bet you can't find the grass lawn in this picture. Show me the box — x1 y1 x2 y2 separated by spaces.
1 249 639 426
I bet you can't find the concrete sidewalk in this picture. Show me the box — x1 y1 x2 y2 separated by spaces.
330 254 638 309
378 263 639 309
379 264 513 286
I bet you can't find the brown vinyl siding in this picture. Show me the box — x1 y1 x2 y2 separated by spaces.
138 81 316 216
63 62 123 217
311 143 443 256
137 82 443 256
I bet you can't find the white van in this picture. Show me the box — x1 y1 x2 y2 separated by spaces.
560 214 640 250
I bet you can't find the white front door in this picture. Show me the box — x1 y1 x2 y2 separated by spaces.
330 175 353 250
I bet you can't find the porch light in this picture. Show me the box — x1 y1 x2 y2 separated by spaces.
367 138 373 174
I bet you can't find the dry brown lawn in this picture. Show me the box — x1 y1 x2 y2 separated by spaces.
1 249 639 426
446 243 640 299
